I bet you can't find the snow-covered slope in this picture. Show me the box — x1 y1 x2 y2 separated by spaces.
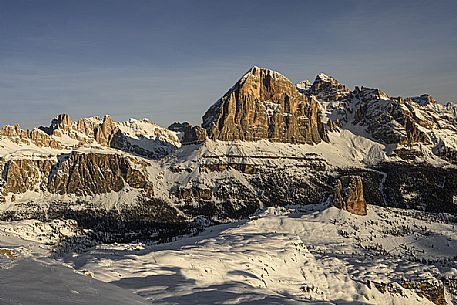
1 204 455 304
0 259 149 305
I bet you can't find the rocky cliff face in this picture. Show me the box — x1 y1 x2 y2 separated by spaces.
50 113 72 131
1 159 54 196
48 152 150 196
446 102 457 118
332 175 367 216
202 66 330 144
94 115 117 146
0 114 177 204
167 142 332 220
350 88 432 145
42 113 119 146
0 152 150 201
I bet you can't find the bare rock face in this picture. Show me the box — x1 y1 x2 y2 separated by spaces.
76 118 98 138
168 122 207 145
168 122 191 134
350 87 432 146
411 94 438 106
40 114 71 137
295 80 312 92
94 115 118 146
1 152 150 198
2 114 180 165
433 142 457 164
182 125 207 145
40 114 119 146
48 152 148 196
1 159 54 194
51 113 72 131
446 102 457 118
332 175 367 216
202 66 329 145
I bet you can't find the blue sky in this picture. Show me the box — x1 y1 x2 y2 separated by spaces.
1 0 456 128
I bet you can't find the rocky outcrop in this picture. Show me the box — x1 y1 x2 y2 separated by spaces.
41 113 119 146
36 114 181 159
332 175 367 215
349 88 433 146
48 152 149 196
368 280 447 305
1 152 151 198
401 281 446 305
168 122 190 134
1 159 54 194
76 117 98 138
295 80 311 92
303 73 350 102
433 142 457 164
182 126 207 145
446 102 457 119
38 114 99 145
94 115 118 146
169 122 207 145
202 66 330 145
1 124 63 149
51 113 72 131
410 94 438 106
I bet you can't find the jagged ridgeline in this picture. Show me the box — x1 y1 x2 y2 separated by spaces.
0 66 457 242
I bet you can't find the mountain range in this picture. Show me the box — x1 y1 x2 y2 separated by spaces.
1 67 456 304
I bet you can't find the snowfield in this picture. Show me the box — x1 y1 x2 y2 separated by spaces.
1 204 456 304
0 259 149 305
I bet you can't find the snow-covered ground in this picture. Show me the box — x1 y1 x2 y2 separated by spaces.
0 258 149 305
1 204 456 304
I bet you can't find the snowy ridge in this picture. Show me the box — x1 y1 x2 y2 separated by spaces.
303 74 457 165
0 115 181 158
116 118 180 147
